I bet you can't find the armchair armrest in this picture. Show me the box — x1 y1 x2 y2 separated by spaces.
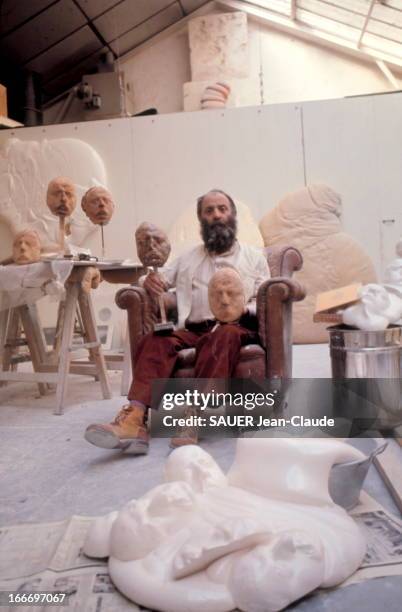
257 277 305 379
115 287 178 372
115 286 155 354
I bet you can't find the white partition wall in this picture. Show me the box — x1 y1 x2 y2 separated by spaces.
1 92 402 345
0 104 305 260
130 103 305 230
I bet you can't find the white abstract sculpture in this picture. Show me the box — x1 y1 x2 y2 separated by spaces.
84 439 366 612
342 283 402 331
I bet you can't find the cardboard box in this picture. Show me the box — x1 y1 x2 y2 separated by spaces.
0 84 7 117
313 283 362 324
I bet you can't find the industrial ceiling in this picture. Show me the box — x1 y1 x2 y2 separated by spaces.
1 0 401 120
0 0 210 104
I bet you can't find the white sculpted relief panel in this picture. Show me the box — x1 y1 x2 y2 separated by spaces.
189 12 249 81
0 137 108 249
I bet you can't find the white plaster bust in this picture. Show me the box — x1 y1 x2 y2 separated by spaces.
84 438 366 612
12 229 42 265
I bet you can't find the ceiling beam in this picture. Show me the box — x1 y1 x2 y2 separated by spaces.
214 0 402 73
119 0 214 62
376 59 400 89
357 0 377 48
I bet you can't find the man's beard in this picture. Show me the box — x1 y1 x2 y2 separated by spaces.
200 216 237 254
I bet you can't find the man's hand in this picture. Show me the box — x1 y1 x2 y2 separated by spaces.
143 271 168 299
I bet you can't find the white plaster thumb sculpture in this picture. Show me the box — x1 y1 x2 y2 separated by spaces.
342 283 402 330
384 237 402 297
83 439 366 612
201 82 231 109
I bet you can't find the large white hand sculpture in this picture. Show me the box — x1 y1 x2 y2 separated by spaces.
343 283 402 331
84 439 366 612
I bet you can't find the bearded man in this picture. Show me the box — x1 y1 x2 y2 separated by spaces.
85 190 270 455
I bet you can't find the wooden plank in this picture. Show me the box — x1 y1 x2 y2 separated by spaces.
0 371 59 383
0 309 9 368
1 309 22 388
77 289 112 400
0 85 7 117
0 115 23 129
19 304 50 396
68 341 100 351
40 364 98 377
54 282 79 415
374 441 402 513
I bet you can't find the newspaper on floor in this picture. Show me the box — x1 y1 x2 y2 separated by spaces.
0 492 401 611
343 490 402 586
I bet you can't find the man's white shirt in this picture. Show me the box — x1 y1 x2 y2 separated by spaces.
161 241 270 328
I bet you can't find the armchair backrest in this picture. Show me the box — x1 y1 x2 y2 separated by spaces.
265 246 303 278
163 245 303 317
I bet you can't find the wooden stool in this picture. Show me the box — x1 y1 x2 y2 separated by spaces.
0 265 112 414
0 305 51 396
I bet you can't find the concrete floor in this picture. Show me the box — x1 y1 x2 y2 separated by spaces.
0 344 398 524
1 345 401 610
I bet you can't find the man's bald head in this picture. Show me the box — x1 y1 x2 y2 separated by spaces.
81 186 115 225
46 177 77 217
208 267 245 323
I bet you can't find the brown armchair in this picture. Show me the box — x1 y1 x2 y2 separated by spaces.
115 245 304 382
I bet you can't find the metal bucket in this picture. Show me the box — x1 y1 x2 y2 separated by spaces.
329 440 388 510
328 325 402 431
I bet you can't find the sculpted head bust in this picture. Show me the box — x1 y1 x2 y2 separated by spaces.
81 186 115 225
135 222 171 268
12 229 42 264
208 267 245 323
46 177 77 217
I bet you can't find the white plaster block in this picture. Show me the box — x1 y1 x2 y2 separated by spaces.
188 11 249 81
183 77 261 111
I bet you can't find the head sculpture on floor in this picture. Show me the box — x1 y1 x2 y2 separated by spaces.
81 186 115 226
208 267 245 323
135 222 171 268
46 177 77 218
197 189 237 254
12 229 42 264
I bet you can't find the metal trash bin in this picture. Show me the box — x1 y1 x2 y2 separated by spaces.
328 325 402 431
